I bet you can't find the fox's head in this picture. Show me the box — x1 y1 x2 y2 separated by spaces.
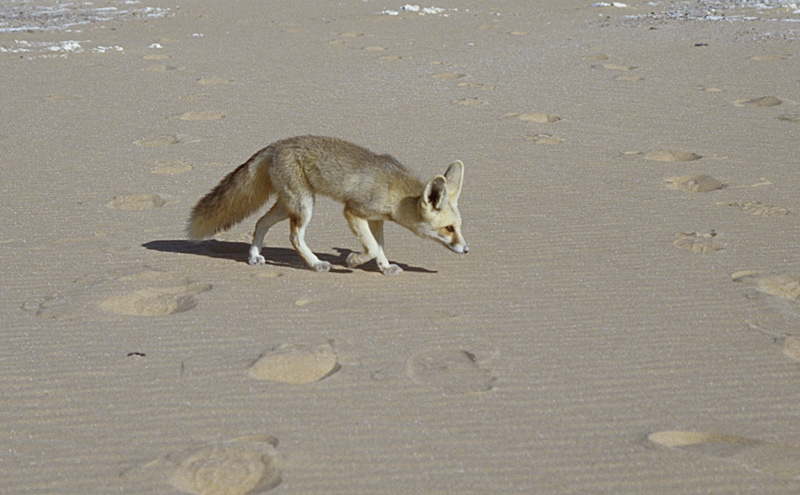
417 161 468 254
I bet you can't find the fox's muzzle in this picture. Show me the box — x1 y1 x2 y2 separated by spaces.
447 242 468 254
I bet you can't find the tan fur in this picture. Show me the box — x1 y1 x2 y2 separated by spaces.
187 147 275 239
186 135 467 274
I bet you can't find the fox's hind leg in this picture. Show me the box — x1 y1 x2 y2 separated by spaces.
248 202 289 265
286 195 333 272
344 209 402 275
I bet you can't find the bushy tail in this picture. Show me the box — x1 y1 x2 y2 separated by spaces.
186 146 275 239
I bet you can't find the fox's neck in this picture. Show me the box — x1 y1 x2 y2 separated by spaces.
392 195 423 234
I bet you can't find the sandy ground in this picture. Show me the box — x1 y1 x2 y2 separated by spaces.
2 0 800 493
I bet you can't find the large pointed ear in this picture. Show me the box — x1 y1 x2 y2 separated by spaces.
443 160 464 205
422 175 448 210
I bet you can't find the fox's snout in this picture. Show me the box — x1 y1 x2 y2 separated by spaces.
441 232 468 254
448 241 468 254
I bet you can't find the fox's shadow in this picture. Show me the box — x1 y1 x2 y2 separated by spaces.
141 240 436 274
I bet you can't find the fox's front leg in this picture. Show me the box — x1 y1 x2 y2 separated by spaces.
343 209 402 275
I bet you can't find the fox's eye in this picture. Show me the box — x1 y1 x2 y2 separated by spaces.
444 225 455 233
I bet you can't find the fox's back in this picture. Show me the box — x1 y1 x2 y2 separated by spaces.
273 136 424 204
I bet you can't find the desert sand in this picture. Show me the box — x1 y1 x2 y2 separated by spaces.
2 0 800 493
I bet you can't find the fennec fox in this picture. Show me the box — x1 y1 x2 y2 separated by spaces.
187 135 468 274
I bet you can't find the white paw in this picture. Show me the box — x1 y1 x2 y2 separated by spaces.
346 252 368 268
248 254 266 266
312 261 333 272
380 263 403 275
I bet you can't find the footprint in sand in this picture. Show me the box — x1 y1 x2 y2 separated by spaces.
523 133 563 145
505 112 561 123
134 134 200 147
733 270 800 333
197 76 233 85
168 436 281 495
746 321 800 363
135 135 181 147
648 430 800 480
151 160 193 175
674 231 724 253
23 268 211 320
584 52 609 61
21 292 74 320
733 271 800 301
643 150 702 162
248 341 340 384
453 97 486 106
142 64 184 72
121 435 281 495
433 71 467 80
665 175 725 193
720 201 789 217
100 283 211 316
100 270 212 317
614 74 643 82
406 348 495 395
778 114 799 123
737 272 800 361
106 194 167 210
593 62 637 71
733 96 782 108
180 110 224 121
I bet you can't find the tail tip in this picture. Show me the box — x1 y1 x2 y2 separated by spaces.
185 217 209 241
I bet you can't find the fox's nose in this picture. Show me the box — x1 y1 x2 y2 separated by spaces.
463 245 469 254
